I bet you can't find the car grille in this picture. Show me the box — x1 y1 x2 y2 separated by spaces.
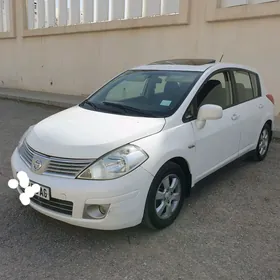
19 186 73 216
18 140 94 178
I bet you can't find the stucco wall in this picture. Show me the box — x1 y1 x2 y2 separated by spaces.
0 0 280 114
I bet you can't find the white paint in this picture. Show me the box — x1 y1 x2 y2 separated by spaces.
197 105 224 122
17 171 29 189
19 175 30 188
32 184 41 193
17 171 28 182
19 193 31 206
8 179 19 189
8 171 41 205
25 106 166 158
25 186 36 198
58 0 67 25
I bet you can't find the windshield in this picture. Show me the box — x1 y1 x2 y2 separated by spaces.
80 70 202 118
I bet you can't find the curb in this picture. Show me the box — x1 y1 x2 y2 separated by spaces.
0 93 75 108
0 88 86 109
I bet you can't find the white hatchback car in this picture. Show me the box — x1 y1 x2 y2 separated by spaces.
11 59 275 230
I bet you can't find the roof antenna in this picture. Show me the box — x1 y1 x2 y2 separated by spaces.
219 54 224 62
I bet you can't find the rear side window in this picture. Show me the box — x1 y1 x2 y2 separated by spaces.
249 72 261 98
233 70 254 103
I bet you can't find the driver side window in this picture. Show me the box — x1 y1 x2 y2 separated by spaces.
197 71 233 109
184 71 233 122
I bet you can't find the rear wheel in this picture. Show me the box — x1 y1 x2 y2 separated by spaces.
143 162 186 230
253 123 271 161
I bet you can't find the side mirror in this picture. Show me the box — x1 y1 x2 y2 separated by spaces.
196 104 223 129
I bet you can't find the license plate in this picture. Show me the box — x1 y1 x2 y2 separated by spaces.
35 186 51 201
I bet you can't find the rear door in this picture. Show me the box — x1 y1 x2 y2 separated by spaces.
231 69 264 154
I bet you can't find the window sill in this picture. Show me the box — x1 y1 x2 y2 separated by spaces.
22 0 190 38
206 0 280 22
0 31 16 39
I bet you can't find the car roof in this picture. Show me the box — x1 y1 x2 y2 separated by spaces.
149 59 216 66
131 59 259 74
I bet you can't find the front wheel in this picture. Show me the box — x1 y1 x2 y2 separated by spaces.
253 123 271 161
142 162 186 230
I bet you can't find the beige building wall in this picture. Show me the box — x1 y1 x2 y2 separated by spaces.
0 0 280 115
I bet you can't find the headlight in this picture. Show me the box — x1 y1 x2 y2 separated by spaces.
18 125 34 147
77 144 148 180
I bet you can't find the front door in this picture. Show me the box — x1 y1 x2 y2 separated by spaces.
189 70 241 182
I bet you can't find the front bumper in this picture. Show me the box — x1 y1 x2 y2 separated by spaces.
11 148 154 230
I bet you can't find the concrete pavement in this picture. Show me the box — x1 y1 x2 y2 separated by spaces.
0 87 280 138
1 98 280 280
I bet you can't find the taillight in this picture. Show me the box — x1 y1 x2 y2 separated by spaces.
266 94 275 105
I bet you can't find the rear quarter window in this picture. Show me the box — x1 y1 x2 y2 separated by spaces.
233 70 254 103
249 72 261 98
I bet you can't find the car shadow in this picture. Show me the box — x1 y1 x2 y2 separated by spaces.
188 153 255 201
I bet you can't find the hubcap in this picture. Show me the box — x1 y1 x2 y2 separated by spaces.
155 174 182 220
259 128 269 156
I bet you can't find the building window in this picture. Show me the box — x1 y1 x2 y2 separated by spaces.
26 0 181 30
220 0 278 8
206 0 280 22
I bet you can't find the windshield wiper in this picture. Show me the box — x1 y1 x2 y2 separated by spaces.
81 100 99 110
102 102 156 117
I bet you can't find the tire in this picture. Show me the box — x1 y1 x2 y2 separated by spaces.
143 162 187 230
253 123 271 161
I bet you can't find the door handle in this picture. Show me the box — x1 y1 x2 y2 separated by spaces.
258 104 264 109
231 113 239 121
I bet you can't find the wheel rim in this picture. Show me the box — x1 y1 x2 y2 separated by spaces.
155 174 182 220
259 128 269 156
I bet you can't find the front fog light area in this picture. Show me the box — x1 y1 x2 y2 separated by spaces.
83 204 110 219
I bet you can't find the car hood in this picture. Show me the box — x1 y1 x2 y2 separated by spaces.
26 106 165 159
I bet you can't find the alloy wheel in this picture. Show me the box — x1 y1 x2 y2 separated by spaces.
154 174 182 220
259 128 269 156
